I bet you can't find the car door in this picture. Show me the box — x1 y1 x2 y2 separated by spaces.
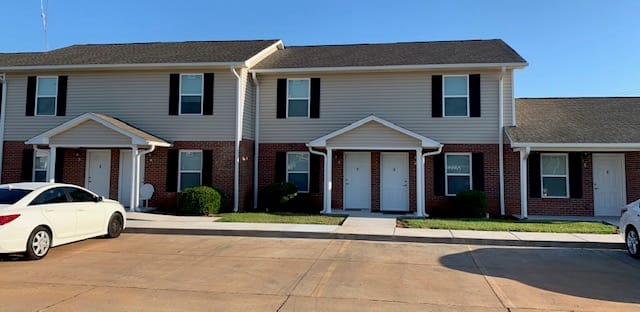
65 187 106 236
30 187 76 239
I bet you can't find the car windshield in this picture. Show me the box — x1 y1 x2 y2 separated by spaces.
0 188 32 204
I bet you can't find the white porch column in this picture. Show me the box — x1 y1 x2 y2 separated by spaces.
48 146 57 182
325 148 333 214
519 147 530 219
134 151 141 210
415 148 424 217
130 146 138 211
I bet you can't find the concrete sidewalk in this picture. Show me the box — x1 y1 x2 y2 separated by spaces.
125 212 625 249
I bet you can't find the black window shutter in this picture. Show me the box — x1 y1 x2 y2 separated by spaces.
26 76 37 116
569 153 583 198
202 150 213 186
0 82 3 115
21 149 34 181
472 153 485 191
166 150 179 192
168 74 180 115
309 153 321 193
310 78 320 119
275 152 286 182
529 152 541 198
469 74 481 117
56 76 68 116
55 148 65 182
203 73 214 115
276 79 287 119
433 153 445 196
431 75 443 118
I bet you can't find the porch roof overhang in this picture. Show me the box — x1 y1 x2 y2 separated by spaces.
306 115 441 149
25 112 172 148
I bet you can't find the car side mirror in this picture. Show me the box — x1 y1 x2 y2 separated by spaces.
94 196 103 202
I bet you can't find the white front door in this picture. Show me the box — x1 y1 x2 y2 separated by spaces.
381 152 409 211
86 150 111 198
593 154 626 216
118 150 145 207
344 152 371 210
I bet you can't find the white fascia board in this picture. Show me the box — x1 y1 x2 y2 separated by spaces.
510 142 640 152
0 62 245 72
251 62 528 74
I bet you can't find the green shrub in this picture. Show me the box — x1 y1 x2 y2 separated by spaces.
454 190 488 218
177 186 221 216
260 182 298 212
211 186 231 212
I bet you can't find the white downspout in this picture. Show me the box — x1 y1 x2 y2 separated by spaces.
498 66 506 216
0 73 7 182
231 66 242 212
519 146 531 219
511 70 516 126
307 146 327 213
252 72 260 209
421 144 444 217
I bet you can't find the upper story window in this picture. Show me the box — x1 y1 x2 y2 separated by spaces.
443 75 469 117
33 149 49 182
445 153 472 196
180 74 203 115
179 150 202 191
541 154 569 198
287 79 310 118
36 77 58 116
287 152 309 192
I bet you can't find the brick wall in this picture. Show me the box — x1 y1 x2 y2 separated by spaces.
626 152 640 203
239 140 254 211
2 141 27 183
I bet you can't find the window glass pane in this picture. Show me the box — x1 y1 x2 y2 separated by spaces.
541 155 567 175
34 150 48 170
37 78 57 96
444 97 468 116
447 176 470 195
0 189 32 204
180 151 202 170
288 173 308 192
288 99 308 117
31 188 68 205
288 153 309 171
543 177 567 197
180 173 201 191
446 155 470 174
288 80 309 98
181 75 202 94
34 171 47 182
66 188 95 202
36 98 56 115
180 96 202 114
444 76 467 96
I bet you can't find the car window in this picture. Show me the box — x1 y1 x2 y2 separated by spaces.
65 187 96 202
30 187 69 205
0 188 32 204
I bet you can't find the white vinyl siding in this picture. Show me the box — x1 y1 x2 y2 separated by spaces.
243 72 255 140
327 121 420 148
287 152 309 192
3 71 237 141
180 74 203 115
259 70 506 144
33 149 49 182
287 79 310 118
443 75 469 117
541 153 569 198
49 120 132 146
445 153 472 196
36 76 57 116
179 150 202 191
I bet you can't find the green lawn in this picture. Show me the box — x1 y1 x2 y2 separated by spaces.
216 212 345 225
400 218 617 234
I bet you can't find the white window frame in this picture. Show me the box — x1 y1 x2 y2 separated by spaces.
442 74 469 118
179 73 204 115
286 151 310 193
35 76 58 116
540 153 570 199
286 78 310 119
445 152 473 196
178 149 203 192
33 148 50 182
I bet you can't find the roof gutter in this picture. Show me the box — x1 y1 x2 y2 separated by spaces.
0 73 6 181
0 62 246 72
251 62 528 74
510 142 640 150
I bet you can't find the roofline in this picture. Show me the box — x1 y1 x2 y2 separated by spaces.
510 142 640 151
0 62 247 72
244 40 284 68
251 62 528 73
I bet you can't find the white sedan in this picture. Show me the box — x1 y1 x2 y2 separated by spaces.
0 182 126 260
621 199 640 259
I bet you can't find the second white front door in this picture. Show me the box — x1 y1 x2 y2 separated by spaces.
86 150 111 198
344 152 371 210
381 152 409 211
118 150 146 207
593 154 626 216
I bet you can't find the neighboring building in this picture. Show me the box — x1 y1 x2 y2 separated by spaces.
0 38 634 217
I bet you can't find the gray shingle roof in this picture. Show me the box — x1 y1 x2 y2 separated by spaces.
253 39 526 69
0 40 280 67
506 97 640 144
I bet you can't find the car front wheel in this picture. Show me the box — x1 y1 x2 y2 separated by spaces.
106 213 124 238
626 227 640 259
25 226 51 260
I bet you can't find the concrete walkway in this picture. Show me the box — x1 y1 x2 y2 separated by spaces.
125 212 625 249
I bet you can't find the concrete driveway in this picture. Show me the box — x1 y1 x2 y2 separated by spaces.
0 234 639 311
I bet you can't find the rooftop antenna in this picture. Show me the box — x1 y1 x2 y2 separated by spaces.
40 0 49 50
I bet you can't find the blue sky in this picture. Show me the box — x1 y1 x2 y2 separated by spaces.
1 0 638 97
